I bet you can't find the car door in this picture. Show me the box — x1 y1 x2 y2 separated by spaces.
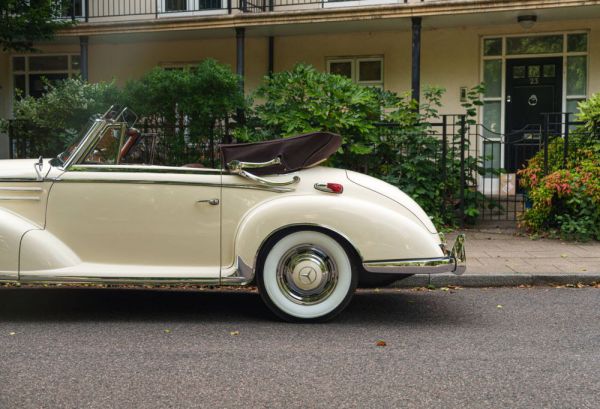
42 164 222 280
42 164 221 280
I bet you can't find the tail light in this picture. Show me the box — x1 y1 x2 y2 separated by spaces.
314 183 344 194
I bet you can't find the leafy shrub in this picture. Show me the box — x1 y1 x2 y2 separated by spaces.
122 59 244 166
5 59 244 166
519 112 600 241
5 78 121 156
240 64 393 169
243 64 485 228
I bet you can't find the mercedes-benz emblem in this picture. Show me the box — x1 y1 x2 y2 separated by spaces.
299 267 317 284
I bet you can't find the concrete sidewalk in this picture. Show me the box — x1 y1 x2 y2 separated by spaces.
397 229 600 287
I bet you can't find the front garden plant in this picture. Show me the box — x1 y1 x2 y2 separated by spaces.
518 95 600 241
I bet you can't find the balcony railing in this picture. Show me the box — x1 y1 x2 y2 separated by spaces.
56 0 459 21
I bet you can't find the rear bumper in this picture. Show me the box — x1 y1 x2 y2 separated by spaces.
362 234 466 276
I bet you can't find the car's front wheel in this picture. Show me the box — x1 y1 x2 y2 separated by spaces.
257 230 357 322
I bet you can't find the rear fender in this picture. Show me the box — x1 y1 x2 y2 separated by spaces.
233 195 443 273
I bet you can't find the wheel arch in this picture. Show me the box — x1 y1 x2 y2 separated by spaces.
254 224 363 278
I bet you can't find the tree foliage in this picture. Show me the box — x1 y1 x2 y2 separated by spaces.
0 0 72 52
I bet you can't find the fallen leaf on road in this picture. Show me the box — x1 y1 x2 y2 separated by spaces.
560 254 568 258
163 329 172 334
230 331 240 336
8 332 16 336
496 304 503 309
441 287 450 292
376 340 387 347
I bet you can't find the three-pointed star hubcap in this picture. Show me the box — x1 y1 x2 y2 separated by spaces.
276 245 338 305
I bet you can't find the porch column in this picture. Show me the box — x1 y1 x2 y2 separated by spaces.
411 17 422 104
235 27 246 125
268 36 274 76
236 27 245 94
80 36 89 82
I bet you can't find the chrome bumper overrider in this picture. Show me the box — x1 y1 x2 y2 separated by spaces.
362 234 466 276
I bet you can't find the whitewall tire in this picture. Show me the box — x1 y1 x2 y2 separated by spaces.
257 230 358 322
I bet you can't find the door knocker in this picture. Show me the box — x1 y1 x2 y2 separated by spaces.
528 94 538 107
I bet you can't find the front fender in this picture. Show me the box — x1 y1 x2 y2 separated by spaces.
0 208 40 280
234 195 443 271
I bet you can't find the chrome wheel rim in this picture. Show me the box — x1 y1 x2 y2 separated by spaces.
276 245 338 305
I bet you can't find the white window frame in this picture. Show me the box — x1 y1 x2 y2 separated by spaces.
55 0 86 20
157 0 228 17
326 56 384 89
356 57 384 87
327 58 355 81
11 54 81 101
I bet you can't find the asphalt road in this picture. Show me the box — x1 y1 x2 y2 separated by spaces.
0 286 599 409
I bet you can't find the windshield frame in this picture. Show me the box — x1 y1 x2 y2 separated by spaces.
57 107 134 170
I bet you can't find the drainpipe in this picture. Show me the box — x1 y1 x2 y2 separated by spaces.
411 17 422 106
268 36 274 76
80 36 89 82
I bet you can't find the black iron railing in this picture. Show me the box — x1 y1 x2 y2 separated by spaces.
473 112 600 222
54 0 468 21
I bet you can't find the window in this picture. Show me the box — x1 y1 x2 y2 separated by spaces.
12 54 80 99
58 0 84 18
327 57 383 88
506 35 563 55
160 0 223 13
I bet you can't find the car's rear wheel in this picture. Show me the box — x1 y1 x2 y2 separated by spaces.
257 230 358 322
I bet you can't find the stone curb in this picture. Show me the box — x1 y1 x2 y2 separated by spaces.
392 273 600 288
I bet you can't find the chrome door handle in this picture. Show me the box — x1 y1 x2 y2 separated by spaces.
197 198 219 205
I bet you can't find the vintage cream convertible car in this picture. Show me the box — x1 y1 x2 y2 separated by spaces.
0 108 465 321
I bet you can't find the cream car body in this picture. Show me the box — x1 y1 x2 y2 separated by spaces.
0 109 465 321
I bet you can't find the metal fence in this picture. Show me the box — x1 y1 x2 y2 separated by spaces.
55 0 481 20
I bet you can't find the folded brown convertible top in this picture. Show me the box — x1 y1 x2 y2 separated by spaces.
219 132 342 175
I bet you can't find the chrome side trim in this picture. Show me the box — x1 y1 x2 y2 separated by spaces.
53 178 292 193
55 178 222 187
69 165 222 175
363 234 466 276
0 187 43 191
0 196 41 201
19 275 222 286
0 273 17 281
0 178 39 182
